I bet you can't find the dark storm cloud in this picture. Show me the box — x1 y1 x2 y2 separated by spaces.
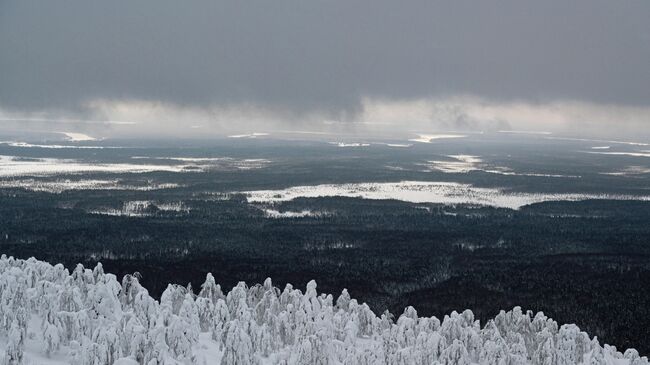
1 0 649 115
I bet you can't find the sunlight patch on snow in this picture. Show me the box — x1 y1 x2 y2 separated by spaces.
601 166 650 176
131 156 271 170
241 181 650 210
420 155 580 178
0 141 121 149
424 155 483 173
227 132 269 138
408 134 466 143
60 132 97 141
0 155 195 177
545 136 649 147
328 142 370 147
586 151 650 158
498 130 553 135
0 155 271 177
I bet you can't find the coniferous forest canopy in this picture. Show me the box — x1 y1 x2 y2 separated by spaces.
0 135 649 358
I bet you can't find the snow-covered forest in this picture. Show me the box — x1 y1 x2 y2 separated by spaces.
0 256 645 365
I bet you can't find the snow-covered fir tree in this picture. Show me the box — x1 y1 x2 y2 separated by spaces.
0 255 646 365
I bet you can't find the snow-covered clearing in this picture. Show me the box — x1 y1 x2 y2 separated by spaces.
0 179 180 193
88 201 189 217
420 155 580 178
241 181 650 210
0 155 270 178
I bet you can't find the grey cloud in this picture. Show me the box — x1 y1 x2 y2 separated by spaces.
1 0 649 117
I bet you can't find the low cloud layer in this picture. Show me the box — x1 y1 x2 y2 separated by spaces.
1 1 649 140
2 97 649 141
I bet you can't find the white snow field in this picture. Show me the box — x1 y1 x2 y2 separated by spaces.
242 181 650 210
0 155 270 178
408 134 466 143
0 256 646 365
60 133 97 142
0 179 181 193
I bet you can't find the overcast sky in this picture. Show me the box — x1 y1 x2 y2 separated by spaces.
1 1 649 139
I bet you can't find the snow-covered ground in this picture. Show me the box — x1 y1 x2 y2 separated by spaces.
241 181 650 210
88 201 189 217
587 151 650 158
0 141 120 149
420 155 580 178
227 133 269 139
261 209 324 219
60 132 97 142
601 166 650 176
408 134 466 143
0 179 181 193
0 256 645 364
328 142 371 148
0 155 270 178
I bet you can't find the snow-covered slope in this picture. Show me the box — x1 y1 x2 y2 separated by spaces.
0 256 645 365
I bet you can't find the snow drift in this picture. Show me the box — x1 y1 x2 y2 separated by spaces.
0 255 645 365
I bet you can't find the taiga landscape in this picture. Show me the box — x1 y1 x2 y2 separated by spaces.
0 1 649 364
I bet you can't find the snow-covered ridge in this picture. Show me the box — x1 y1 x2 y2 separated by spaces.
0 256 645 365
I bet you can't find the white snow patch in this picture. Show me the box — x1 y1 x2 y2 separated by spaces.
227 132 269 138
498 130 552 135
59 132 97 141
241 181 650 210
421 155 580 178
329 142 370 147
424 155 483 173
0 155 270 177
601 166 650 176
546 136 649 146
591 146 611 150
0 141 120 149
131 156 271 170
262 209 323 218
0 179 181 193
408 134 466 143
89 200 188 217
0 155 196 177
586 151 650 158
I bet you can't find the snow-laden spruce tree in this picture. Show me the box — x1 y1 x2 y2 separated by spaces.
0 255 648 365
2 320 24 365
